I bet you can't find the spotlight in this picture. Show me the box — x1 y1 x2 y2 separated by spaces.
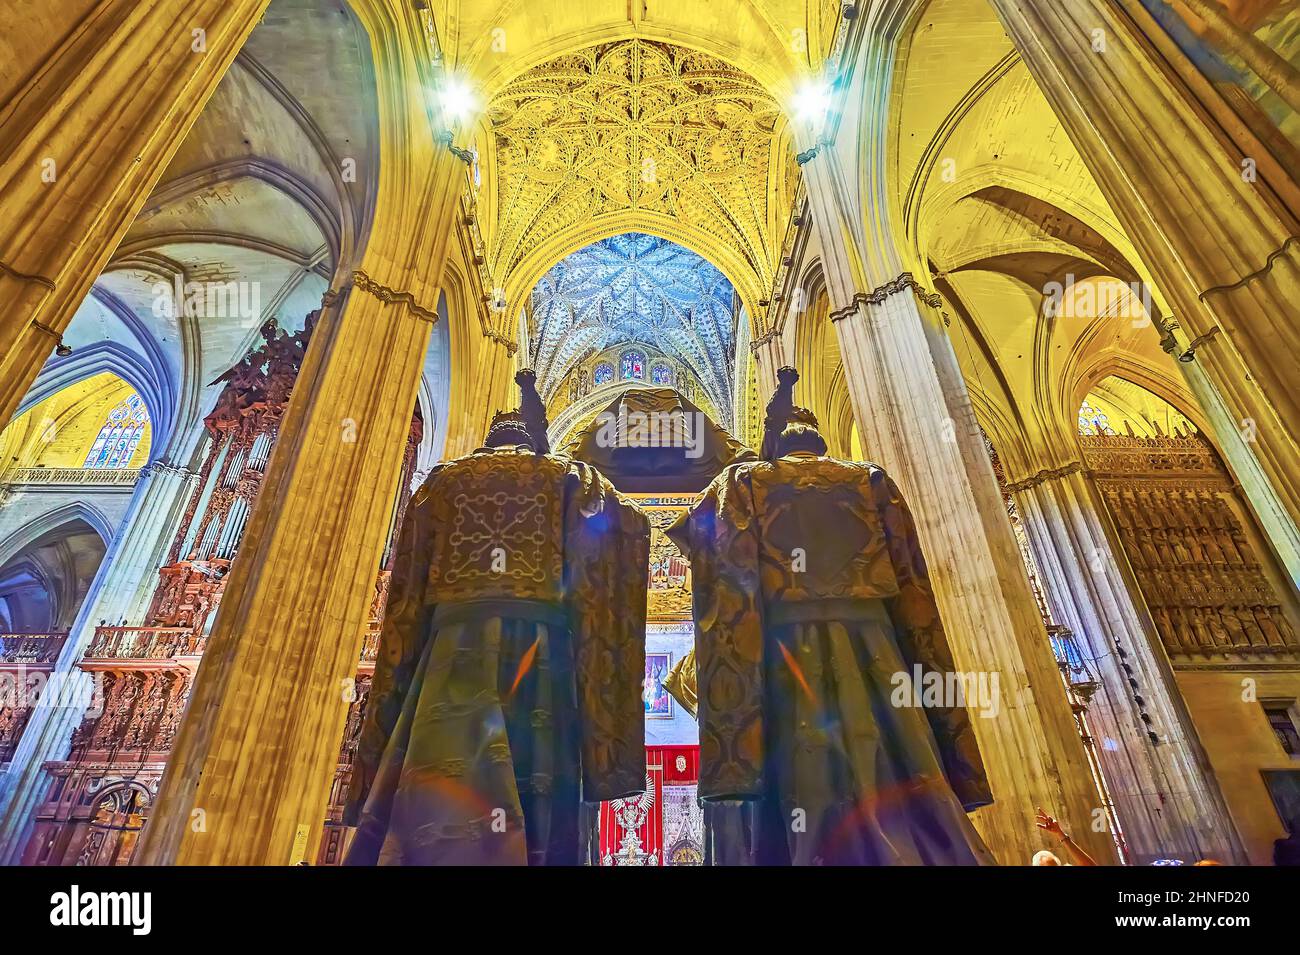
791 78 832 129
438 76 477 124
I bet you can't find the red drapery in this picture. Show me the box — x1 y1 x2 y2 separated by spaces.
598 745 698 865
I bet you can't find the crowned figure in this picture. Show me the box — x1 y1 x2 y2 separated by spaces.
665 367 995 865
344 371 651 865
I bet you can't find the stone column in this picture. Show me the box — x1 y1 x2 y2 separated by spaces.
749 332 784 404
441 327 516 460
134 87 465 864
135 261 458 863
1011 466 1246 863
800 139 1116 863
0 0 271 424
988 0 1300 562
0 460 197 863
1175 0 1300 116
1158 317 1300 588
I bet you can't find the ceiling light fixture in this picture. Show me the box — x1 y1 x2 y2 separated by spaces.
438 76 477 124
791 77 832 131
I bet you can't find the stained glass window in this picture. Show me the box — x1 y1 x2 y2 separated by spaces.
594 362 614 386
620 350 645 381
84 393 148 469
651 363 673 386
1077 400 1116 437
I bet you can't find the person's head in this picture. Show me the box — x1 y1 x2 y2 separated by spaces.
1032 849 1063 866
774 407 828 457
484 410 535 450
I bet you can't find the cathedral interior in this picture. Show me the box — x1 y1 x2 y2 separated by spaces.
2 0 1300 869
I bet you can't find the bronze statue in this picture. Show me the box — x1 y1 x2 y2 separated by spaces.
344 372 650 865
665 368 995 865
516 367 552 455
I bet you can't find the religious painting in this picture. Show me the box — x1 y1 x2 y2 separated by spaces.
633 496 698 620
644 652 673 718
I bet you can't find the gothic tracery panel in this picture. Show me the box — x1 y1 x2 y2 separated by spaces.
1082 431 1300 662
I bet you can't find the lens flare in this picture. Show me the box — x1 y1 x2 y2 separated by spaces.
791 78 832 128
439 77 477 122
508 636 541 699
776 639 816 703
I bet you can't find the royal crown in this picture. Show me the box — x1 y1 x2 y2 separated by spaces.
487 409 530 440
785 405 820 430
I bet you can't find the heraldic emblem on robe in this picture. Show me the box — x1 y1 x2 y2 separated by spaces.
665 368 995 865
345 372 650 865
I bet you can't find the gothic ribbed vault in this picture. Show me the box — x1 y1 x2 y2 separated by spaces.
528 233 737 419
481 38 798 316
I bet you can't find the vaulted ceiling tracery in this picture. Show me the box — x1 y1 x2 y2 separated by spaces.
528 233 738 419
484 38 796 308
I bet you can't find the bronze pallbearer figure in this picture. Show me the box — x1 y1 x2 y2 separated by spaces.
345 371 650 865
666 367 995 865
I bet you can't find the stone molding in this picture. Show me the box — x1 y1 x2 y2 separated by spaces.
321 272 521 355
0 258 56 291
828 272 942 323
324 269 439 325
1005 462 1083 494
748 327 781 352
141 461 195 480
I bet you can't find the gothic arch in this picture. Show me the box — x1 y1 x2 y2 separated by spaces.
0 503 114 571
504 213 765 328
437 256 516 459
131 159 344 270
1070 356 1209 440
1037 273 1194 448
414 294 453 474
0 558 55 632
789 269 854 457
20 290 179 461
823 363 855 458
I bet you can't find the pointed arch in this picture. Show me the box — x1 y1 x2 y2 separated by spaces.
20 290 178 459
0 502 114 571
